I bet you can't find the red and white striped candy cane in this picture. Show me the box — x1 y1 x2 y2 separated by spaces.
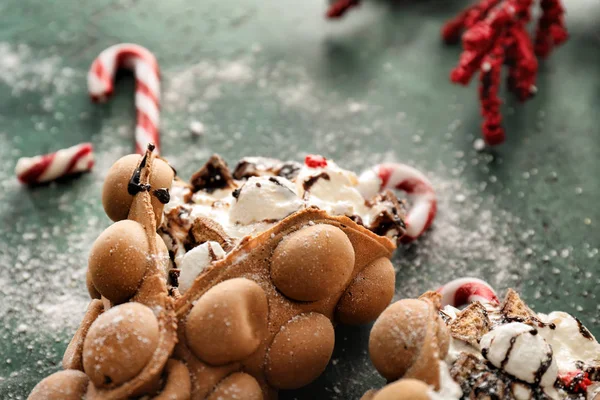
437 277 499 307
15 143 94 185
359 163 437 242
87 43 161 154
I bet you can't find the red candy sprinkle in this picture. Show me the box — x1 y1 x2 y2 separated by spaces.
305 155 328 168
326 0 360 19
558 371 592 393
442 0 568 145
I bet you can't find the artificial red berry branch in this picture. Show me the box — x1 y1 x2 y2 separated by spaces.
443 0 568 145
326 0 361 19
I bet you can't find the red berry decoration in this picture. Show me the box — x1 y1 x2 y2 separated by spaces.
442 0 568 145
558 371 592 393
326 0 360 19
305 155 328 168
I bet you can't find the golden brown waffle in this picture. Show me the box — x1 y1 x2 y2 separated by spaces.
28 150 399 400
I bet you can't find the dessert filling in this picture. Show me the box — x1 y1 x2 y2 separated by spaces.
440 291 600 400
160 154 406 292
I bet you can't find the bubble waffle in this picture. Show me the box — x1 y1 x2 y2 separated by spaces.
29 150 411 399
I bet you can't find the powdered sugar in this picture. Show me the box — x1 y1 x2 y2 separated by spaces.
0 43 80 109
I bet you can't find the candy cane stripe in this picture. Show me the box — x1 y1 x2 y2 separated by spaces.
359 163 437 242
88 43 161 154
437 277 499 307
136 90 160 126
15 143 95 185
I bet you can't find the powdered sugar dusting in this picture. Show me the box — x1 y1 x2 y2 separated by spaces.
394 172 525 298
0 43 80 109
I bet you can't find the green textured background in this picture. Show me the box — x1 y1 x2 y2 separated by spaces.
0 0 598 399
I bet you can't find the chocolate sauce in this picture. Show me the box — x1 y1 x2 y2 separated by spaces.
232 160 258 180
128 151 151 195
153 188 170 204
169 269 180 287
533 348 553 385
302 172 330 191
575 317 593 340
349 215 364 226
500 336 517 369
277 162 300 180
268 177 284 186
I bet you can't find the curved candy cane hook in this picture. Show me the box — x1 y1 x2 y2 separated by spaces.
88 43 161 154
359 163 437 242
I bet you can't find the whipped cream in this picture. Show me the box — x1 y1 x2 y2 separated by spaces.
177 241 226 293
441 299 600 400
162 155 403 259
295 160 370 219
160 155 405 291
230 176 303 224
480 322 558 388
537 312 600 374
427 361 462 400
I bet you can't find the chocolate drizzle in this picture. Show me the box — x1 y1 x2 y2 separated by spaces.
153 188 170 204
302 172 330 191
232 160 258 180
500 336 517 369
168 269 180 287
575 317 593 340
269 177 284 187
268 177 296 195
128 150 152 195
452 351 554 400
533 347 553 385
232 158 301 181
277 162 300 180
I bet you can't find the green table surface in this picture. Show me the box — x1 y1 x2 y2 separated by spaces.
0 0 599 398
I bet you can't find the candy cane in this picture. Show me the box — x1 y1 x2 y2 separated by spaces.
87 43 161 154
437 277 499 307
358 163 437 242
15 143 94 185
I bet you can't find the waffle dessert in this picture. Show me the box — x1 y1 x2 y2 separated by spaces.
28 150 411 399
363 282 600 400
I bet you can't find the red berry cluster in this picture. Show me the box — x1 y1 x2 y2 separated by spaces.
443 0 568 145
